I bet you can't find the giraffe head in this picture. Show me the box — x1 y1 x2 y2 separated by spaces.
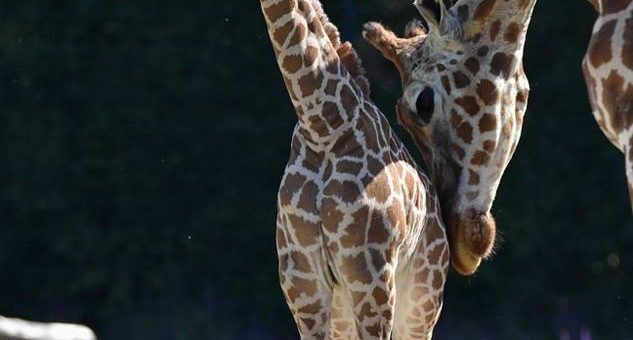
364 0 534 275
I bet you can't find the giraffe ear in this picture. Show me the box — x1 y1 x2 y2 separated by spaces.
414 0 462 38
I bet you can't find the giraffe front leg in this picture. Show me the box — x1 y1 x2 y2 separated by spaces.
393 217 449 340
349 270 396 340
330 285 359 340
277 214 334 340
278 248 333 340
333 245 397 340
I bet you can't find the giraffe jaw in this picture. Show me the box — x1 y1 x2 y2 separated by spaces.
449 210 497 276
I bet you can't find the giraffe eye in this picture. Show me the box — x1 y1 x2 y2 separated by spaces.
415 87 435 124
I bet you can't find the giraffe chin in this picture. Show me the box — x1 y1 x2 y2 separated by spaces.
449 210 497 276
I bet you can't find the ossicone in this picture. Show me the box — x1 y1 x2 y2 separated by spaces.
414 0 463 39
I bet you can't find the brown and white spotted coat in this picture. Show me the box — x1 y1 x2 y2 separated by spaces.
261 0 449 339
363 0 536 276
583 0 633 210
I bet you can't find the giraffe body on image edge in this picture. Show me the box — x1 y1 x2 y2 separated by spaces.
363 0 536 275
583 0 633 210
260 0 449 339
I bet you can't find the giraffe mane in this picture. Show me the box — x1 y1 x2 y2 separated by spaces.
311 0 371 97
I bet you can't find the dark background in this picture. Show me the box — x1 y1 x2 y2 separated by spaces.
1 0 632 339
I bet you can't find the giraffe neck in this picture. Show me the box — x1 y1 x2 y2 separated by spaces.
261 0 366 148
599 0 633 13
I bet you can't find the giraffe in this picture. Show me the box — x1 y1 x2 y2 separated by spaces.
583 0 633 210
260 0 450 339
363 0 536 276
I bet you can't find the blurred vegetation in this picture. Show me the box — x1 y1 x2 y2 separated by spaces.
0 0 631 339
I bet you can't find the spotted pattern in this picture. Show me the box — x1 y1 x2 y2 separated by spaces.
583 0 633 210
261 0 449 338
363 0 535 276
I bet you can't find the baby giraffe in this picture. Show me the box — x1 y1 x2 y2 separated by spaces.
583 0 633 210
261 0 449 339
363 0 536 275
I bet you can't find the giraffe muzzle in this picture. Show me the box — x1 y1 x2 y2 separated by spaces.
449 209 497 276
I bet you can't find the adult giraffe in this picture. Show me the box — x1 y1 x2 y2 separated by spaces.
364 0 536 275
261 0 449 338
583 0 633 210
